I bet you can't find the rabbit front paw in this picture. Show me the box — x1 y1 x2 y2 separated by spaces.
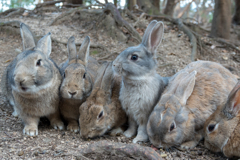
132 132 148 143
180 141 198 150
124 128 136 138
110 127 123 136
23 125 38 136
67 123 79 133
51 119 64 130
12 110 18 117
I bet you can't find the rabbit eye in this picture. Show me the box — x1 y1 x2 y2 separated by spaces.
36 59 42 66
83 73 86 79
131 54 138 61
208 124 215 132
98 111 103 119
170 122 175 132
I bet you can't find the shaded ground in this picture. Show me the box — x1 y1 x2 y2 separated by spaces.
0 8 240 159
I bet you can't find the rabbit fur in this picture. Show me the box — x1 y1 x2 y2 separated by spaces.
1 23 64 136
79 62 127 139
147 60 238 149
59 36 99 133
204 81 240 157
112 20 169 143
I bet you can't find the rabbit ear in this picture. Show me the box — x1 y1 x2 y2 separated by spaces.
142 21 164 54
78 36 90 65
223 81 240 119
20 23 36 51
141 20 158 47
165 71 189 95
175 71 197 105
35 32 52 57
100 62 113 92
67 36 77 61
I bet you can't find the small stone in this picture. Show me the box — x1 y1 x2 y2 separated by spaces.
161 154 167 158
18 151 24 156
231 52 236 55
178 34 182 37
222 56 228 60
33 151 38 156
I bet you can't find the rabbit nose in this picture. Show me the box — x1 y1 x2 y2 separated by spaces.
19 79 25 86
68 91 76 96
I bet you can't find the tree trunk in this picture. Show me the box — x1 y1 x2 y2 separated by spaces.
151 0 160 12
232 0 240 25
127 0 136 11
114 0 117 7
164 0 176 16
65 0 83 4
137 0 159 14
210 0 231 39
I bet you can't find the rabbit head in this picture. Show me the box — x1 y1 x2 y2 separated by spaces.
204 81 240 157
60 36 93 100
12 23 54 97
112 20 164 78
79 62 119 139
147 71 197 149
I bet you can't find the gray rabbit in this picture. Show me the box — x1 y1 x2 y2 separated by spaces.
112 20 168 143
1 23 64 136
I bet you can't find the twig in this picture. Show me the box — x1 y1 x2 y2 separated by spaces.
5 8 25 18
96 0 105 6
211 37 240 52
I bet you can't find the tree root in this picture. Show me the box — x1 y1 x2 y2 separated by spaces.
35 0 64 8
211 37 240 52
0 8 26 18
172 18 197 61
104 3 142 42
51 38 109 53
79 140 163 160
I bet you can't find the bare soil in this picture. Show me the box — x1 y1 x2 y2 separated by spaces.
0 9 240 159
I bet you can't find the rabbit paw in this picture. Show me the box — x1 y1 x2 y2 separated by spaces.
180 141 198 150
132 133 148 143
110 127 123 136
51 119 64 130
67 123 79 133
124 129 136 138
23 125 38 136
12 110 18 117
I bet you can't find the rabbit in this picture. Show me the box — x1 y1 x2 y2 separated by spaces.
1 23 64 136
59 36 99 133
112 20 169 143
147 60 238 150
204 81 240 157
79 61 127 139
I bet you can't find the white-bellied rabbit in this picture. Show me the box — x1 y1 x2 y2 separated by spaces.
204 81 240 157
1 23 64 136
59 36 99 133
112 20 169 143
79 62 127 139
147 60 238 149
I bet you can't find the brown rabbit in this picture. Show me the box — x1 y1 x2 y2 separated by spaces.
1 23 64 136
147 60 238 149
204 81 240 157
79 62 127 139
59 36 99 133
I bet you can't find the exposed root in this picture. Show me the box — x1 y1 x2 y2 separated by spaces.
211 37 240 52
104 3 142 42
49 8 78 26
35 0 64 8
1 8 26 18
79 140 163 160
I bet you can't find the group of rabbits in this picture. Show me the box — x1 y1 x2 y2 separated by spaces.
1 21 240 158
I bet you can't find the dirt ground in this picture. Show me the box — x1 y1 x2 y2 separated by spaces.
0 8 240 160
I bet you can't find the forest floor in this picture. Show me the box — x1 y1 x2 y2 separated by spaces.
0 7 240 160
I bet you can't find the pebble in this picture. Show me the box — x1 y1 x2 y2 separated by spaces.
18 151 24 156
